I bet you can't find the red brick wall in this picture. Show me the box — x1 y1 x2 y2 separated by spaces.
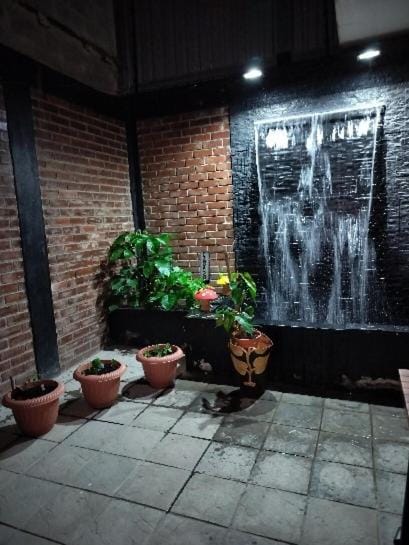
32 92 133 370
0 87 36 394
138 107 234 280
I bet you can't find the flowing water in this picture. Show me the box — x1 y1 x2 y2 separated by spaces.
255 106 382 326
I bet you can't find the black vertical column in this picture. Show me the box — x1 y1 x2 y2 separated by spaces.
114 0 145 230
3 81 60 378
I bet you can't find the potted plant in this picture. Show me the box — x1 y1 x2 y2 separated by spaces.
137 343 184 389
74 357 126 409
107 231 204 312
215 272 273 391
2 378 64 437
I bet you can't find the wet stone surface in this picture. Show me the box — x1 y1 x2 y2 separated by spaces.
0 350 406 544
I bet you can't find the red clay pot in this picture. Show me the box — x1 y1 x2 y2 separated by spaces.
232 329 263 349
2 379 64 437
73 360 126 409
138 344 184 389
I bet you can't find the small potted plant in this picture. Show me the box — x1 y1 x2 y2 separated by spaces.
2 377 64 437
74 357 126 409
137 343 184 389
215 272 273 391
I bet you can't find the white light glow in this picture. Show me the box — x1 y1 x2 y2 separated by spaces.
243 67 263 80
357 48 381 61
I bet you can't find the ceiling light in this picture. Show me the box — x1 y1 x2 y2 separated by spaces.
357 48 381 61
243 67 263 80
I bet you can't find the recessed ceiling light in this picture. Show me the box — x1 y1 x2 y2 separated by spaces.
243 67 263 80
357 48 381 61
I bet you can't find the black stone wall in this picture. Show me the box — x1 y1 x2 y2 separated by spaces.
231 61 409 327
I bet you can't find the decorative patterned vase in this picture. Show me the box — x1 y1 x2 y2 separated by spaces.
74 361 127 409
2 379 64 437
229 331 273 393
138 344 184 389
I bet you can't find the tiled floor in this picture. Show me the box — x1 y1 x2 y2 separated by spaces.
0 349 407 545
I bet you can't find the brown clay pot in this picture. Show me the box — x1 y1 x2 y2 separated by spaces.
74 360 126 409
232 329 263 349
138 344 184 389
229 331 273 392
2 379 64 437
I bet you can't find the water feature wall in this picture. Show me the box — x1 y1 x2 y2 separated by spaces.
255 106 385 326
231 64 409 330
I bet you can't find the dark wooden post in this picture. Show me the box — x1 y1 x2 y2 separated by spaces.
3 81 60 378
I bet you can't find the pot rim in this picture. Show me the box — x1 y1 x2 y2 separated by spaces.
138 344 184 365
73 361 127 383
2 379 64 409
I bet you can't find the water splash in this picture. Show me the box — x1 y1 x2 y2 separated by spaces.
255 107 382 326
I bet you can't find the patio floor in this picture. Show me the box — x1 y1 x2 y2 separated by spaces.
0 350 407 545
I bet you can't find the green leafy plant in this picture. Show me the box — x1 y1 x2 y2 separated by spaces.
144 343 174 358
215 272 257 338
84 358 119 376
107 231 204 311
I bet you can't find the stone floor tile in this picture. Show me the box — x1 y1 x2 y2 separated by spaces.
152 388 199 409
121 380 163 404
0 525 59 545
24 485 111 544
263 424 319 457
273 402 322 430
301 496 378 545
324 398 369 413
213 416 270 448
376 470 406 514
321 408 371 436
95 400 146 425
374 440 409 474
237 399 278 422
60 398 100 419
281 392 323 407
0 428 18 450
146 433 209 470
233 484 307 543
172 473 246 526
371 405 407 418
250 451 312 494
0 437 55 473
378 511 402 545
67 420 164 460
188 391 236 414
0 471 62 528
71 497 163 545
28 444 137 496
146 514 227 545
310 460 376 508
170 412 221 440
224 529 283 545
116 461 190 510
195 442 258 482
373 414 409 443
316 431 373 467
39 415 86 442
72 450 139 495
132 405 183 432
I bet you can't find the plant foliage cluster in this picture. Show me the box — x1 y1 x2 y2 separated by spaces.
108 231 204 312
144 343 174 358
215 272 257 338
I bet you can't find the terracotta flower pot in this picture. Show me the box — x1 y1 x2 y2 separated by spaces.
138 344 184 389
73 360 126 409
229 331 273 392
2 379 64 437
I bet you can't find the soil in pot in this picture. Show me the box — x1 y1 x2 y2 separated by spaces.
2 379 64 438
232 329 263 350
74 359 126 409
